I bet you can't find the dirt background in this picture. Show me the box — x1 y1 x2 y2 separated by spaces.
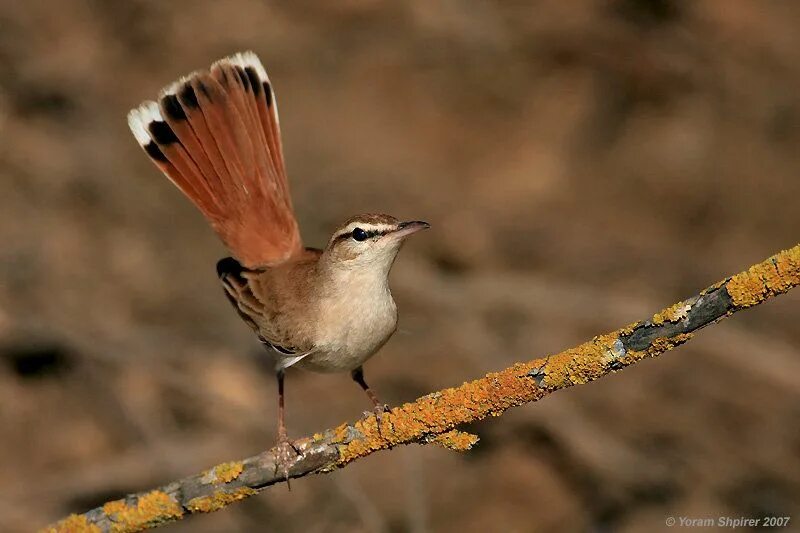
1 1 799 532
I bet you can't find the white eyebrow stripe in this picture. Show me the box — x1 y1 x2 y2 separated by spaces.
335 222 397 240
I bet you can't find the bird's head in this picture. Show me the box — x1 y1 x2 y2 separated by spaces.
323 214 429 275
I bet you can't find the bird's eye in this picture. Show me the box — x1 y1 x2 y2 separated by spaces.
351 227 369 242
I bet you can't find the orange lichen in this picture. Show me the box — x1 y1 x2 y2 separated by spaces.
727 246 800 307
618 321 639 336
98 491 182 533
331 329 648 464
539 334 619 387
564 351 606 385
186 487 257 513
40 513 101 533
102 499 128 517
539 352 576 387
652 301 690 325
726 265 768 307
618 333 692 366
649 334 693 356
213 461 244 483
432 429 480 451
773 247 800 291
42 244 800 532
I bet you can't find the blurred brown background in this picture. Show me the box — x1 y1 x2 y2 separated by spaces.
1 1 799 532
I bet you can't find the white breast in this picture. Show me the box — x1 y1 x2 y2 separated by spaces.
300 268 398 373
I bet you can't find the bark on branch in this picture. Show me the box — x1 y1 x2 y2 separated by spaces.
44 244 800 533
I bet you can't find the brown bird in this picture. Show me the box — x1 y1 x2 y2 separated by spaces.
127 51 428 478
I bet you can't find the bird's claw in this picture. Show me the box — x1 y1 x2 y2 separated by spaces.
274 436 300 489
363 404 391 440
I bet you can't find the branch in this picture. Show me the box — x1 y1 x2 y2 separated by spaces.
43 244 800 533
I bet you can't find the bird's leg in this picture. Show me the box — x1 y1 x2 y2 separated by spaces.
351 366 390 437
274 369 299 487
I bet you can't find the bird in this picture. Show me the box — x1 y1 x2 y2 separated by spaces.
127 51 429 479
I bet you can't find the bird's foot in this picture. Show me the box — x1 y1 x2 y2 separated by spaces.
363 403 391 440
273 435 300 489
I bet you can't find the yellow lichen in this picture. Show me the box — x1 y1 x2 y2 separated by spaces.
727 246 800 307
102 500 128 516
648 334 693 355
312 363 547 463
619 333 693 366
186 487 257 513
331 259 790 463
539 335 617 387
534 352 574 388
40 513 101 533
566 354 606 384
727 265 769 307
652 301 690 325
41 244 800 531
95 490 183 532
100 491 182 533
213 461 244 483
432 429 480 451
773 247 800 290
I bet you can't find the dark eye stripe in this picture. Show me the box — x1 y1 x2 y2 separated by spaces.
333 228 389 243
352 228 369 241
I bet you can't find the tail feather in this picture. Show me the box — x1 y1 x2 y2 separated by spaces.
170 82 236 208
211 63 274 197
222 53 287 185
189 73 250 205
159 92 227 211
127 52 302 267
129 101 219 215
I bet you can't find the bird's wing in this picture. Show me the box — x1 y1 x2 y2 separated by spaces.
128 52 302 267
216 256 317 364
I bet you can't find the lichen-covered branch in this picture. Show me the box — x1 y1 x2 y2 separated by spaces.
43 244 800 533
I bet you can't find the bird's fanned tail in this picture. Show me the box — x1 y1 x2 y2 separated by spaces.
128 52 302 267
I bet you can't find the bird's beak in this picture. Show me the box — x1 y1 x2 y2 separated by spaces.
391 220 431 239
